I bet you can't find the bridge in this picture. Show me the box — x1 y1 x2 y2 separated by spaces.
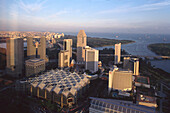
99 54 170 59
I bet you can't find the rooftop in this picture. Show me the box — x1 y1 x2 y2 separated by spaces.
135 76 150 85
90 97 156 113
26 69 89 97
26 58 45 63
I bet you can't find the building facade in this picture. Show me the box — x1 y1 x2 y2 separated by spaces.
89 97 157 113
85 46 99 73
58 50 70 68
27 36 47 62
63 39 72 59
25 58 45 77
6 37 24 77
109 67 133 93
123 57 140 75
114 43 121 64
77 30 87 63
18 70 90 108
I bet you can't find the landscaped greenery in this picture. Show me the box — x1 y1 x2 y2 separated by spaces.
148 43 170 56
58 35 135 48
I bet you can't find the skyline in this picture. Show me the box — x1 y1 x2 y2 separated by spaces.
0 0 170 34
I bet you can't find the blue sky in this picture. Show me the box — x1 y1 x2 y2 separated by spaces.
0 0 170 34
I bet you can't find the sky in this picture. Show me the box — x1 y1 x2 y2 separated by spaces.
0 0 170 34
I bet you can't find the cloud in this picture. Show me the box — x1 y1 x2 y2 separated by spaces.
17 0 47 13
49 10 69 18
99 1 170 14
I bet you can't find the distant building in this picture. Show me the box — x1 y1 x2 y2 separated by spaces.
123 57 140 75
85 46 99 73
109 67 133 93
27 36 47 62
6 37 24 77
63 39 72 59
77 30 87 64
114 43 121 64
58 50 70 68
89 97 157 113
25 58 45 77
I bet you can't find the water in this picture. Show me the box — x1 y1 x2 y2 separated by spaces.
65 32 170 73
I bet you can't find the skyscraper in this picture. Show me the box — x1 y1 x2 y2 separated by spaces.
58 50 70 68
63 39 72 59
27 37 36 59
114 43 121 64
77 30 87 63
6 37 24 77
27 36 47 61
123 57 140 76
132 58 140 76
85 46 99 73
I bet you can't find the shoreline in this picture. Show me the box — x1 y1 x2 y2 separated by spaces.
147 43 170 56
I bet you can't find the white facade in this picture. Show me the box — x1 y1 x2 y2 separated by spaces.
58 50 70 68
109 67 133 93
85 46 99 73
77 30 87 63
63 39 72 59
114 43 121 64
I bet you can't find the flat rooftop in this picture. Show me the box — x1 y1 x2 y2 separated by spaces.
135 76 150 84
137 94 157 104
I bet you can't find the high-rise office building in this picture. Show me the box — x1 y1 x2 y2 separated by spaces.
77 30 87 63
58 50 70 68
123 57 140 75
85 46 99 73
63 39 72 59
109 67 133 93
6 37 24 77
27 37 36 59
132 58 140 75
27 36 47 61
114 43 121 64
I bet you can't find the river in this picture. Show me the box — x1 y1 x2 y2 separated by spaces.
67 32 170 73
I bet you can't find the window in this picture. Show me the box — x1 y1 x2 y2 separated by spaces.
99 102 103 106
111 104 114 109
114 105 118 110
96 100 99 106
118 106 122 112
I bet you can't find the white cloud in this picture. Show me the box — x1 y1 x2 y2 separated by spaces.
17 0 47 13
99 1 170 14
49 10 69 18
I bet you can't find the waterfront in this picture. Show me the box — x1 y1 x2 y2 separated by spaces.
84 33 170 73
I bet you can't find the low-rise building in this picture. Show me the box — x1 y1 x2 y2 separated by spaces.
135 76 150 88
136 94 157 108
109 67 133 93
89 97 157 113
25 58 45 76
18 69 90 108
